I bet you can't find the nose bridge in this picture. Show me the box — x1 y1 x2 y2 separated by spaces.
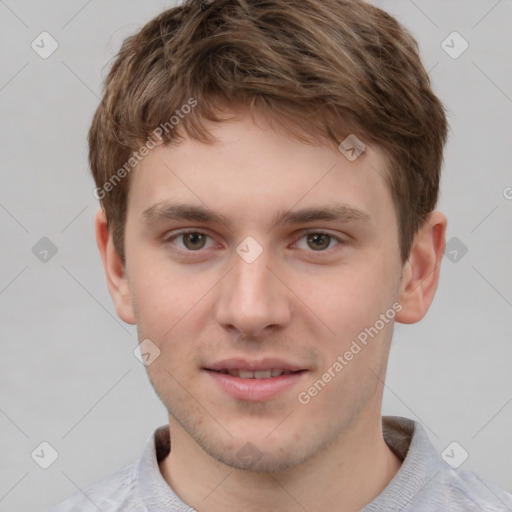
214 240 291 335
234 248 271 299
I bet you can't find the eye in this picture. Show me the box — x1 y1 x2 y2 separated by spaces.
164 229 345 255
166 230 215 251
293 231 341 252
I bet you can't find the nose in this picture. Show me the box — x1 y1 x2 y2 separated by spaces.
214 245 292 338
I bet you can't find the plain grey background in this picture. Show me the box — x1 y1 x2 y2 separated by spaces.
0 0 511 510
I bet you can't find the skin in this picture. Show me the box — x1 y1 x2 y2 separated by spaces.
96 108 447 511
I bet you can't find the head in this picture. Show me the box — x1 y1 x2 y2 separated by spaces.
93 0 448 472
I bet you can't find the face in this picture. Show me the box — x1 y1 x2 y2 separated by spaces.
122 111 405 472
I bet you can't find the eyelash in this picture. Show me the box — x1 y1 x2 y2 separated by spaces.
164 229 345 256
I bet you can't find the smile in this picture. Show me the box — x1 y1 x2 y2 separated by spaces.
210 368 301 379
204 367 307 401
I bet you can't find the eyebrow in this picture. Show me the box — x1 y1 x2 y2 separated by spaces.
141 201 373 229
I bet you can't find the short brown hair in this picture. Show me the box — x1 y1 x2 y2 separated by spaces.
89 0 448 264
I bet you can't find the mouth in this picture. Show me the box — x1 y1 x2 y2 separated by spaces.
203 359 308 401
208 368 304 379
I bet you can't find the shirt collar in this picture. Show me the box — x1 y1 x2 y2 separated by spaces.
137 416 441 511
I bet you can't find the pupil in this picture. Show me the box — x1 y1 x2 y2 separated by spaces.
308 233 330 250
185 233 205 250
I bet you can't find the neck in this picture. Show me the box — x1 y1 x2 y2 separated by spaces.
159 412 402 512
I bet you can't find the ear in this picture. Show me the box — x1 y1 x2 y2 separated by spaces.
395 211 447 324
94 208 136 325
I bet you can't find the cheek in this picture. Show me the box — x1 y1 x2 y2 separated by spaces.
127 251 204 336
127 255 213 375
298 258 400 384
304 263 394 333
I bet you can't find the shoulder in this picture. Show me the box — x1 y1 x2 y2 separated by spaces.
376 417 512 511
386 468 512 512
46 461 143 512
438 466 512 511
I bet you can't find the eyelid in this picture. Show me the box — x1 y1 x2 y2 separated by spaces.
163 229 218 250
291 229 345 251
163 228 212 241
163 228 347 254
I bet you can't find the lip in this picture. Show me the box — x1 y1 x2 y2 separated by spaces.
205 357 305 373
203 357 308 402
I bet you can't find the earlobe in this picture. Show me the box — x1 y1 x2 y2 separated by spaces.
94 208 136 325
395 211 447 324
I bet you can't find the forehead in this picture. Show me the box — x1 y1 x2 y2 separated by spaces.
126 112 394 231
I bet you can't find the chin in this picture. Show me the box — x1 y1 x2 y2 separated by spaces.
207 441 311 473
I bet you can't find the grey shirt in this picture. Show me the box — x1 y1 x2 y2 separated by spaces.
47 416 512 511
